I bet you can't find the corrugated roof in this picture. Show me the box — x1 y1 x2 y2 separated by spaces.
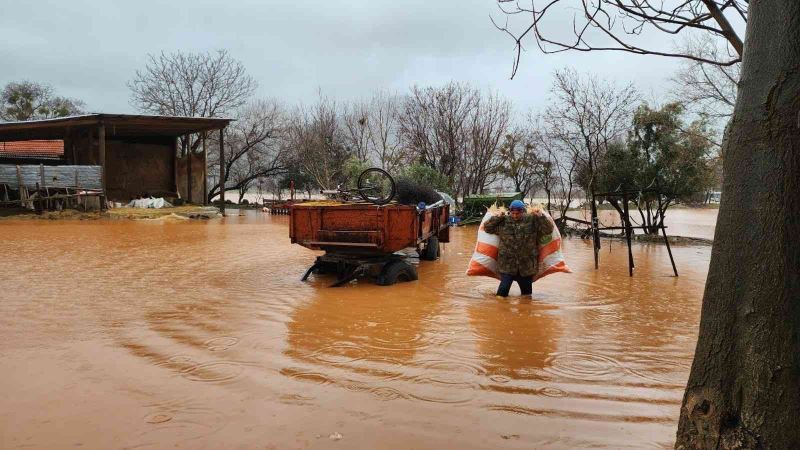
0 140 64 159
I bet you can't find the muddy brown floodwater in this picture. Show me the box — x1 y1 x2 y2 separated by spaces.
0 210 712 449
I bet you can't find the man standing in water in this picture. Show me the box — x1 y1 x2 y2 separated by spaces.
483 200 554 297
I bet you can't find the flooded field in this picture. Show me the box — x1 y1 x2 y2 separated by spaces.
569 207 719 240
0 210 712 449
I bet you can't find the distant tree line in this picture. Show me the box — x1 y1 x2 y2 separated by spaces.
2 46 731 223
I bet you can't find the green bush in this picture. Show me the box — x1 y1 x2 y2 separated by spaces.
398 163 453 195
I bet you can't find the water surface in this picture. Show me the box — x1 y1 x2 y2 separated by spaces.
0 211 710 449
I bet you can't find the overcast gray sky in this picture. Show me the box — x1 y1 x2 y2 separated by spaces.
1 0 688 116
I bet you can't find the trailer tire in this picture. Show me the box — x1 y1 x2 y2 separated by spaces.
377 260 418 286
419 236 439 261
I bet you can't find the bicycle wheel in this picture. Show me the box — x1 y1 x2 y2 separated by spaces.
357 168 396 205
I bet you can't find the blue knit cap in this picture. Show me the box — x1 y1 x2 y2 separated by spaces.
509 200 526 210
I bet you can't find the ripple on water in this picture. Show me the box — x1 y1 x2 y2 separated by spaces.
625 357 691 386
144 413 172 424
369 386 407 401
439 337 481 361
544 351 626 382
280 367 335 386
133 398 228 447
402 359 484 405
488 374 511 384
180 361 245 383
204 336 239 352
539 386 567 398
279 393 315 405
543 280 626 309
420 359 487 375
154 355 198 372
309 342 370 364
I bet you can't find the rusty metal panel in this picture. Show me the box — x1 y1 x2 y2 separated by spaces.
290 207 320 245
290 203 438 254
383 207 417 253
438 205 451 243
316 230 381 244
321 207 381 231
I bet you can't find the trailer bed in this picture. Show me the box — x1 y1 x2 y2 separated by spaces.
290 202 449 254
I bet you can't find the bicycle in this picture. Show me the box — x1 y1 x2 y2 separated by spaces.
321 168 396 205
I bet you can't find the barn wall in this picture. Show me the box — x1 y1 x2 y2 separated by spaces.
104 137 175 201
176 152 206 203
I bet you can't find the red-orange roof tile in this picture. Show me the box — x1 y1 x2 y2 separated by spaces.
0 140 64 159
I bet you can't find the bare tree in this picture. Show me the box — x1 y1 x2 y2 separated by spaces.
492 0 746 79
365 91 405 173
342 100 372 162
1 81 84 121
340 92 407 174
498 127 542 200
285 95 351 190
536 126 581 227
129 49 256 119
463 90 512 195
672 34 740 121
399 82 478 198
128 49 257 156
545 68 638 194
206 99 287 203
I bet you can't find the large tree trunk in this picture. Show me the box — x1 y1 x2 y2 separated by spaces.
676 2 800 448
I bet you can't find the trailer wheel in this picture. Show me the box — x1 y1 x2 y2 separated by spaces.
419 236 439 261
377 260 418 286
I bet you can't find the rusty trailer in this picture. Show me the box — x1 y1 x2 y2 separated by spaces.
290 202 450 286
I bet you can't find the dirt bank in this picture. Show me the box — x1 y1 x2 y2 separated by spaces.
0 205 221 221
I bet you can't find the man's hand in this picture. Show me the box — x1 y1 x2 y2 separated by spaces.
529 206 543 216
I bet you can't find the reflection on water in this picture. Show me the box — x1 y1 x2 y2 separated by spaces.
569 207 718 240
0 210 709 449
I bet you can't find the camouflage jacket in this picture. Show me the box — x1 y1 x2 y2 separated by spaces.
483 213 554 277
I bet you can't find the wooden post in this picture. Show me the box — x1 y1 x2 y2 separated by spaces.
219 128 225 215
590 189 600 270
202 132 208 205
173 137 179 196
35 182 42 214
71 133 77 164
98 125 107 209
15 165 22 191
185 135 193 203
98 124 106 194
74 168 80 210
623 192 634 277
15 165 28 209
87 128 94 166
656 192 679 277
40 164 47 210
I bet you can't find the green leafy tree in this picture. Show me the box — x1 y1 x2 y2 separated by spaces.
341 156 370 188
1 81 85 121
596 102 715 234
279 165 317 199
398 163 454 196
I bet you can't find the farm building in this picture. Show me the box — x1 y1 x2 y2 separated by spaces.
0 114 231 206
